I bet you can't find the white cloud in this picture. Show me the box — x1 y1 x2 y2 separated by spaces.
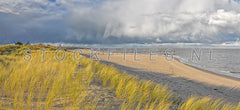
65 0 240 44
209 9 240 26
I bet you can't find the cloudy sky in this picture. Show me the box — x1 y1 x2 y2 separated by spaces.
0 0 240 46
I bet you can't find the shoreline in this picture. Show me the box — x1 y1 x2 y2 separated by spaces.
173 57 240 82
89 49 240 80
81 49 240 88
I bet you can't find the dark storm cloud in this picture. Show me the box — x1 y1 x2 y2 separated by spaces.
0 13 68 44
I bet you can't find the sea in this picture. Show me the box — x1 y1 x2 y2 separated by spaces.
174 48 240 79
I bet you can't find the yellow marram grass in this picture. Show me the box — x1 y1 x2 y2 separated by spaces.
179 96 240 110
0 45 239 110
0 46 95 109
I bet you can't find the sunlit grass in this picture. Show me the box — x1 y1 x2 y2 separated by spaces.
179 96 240 110
0 45 239 110
0 46 95 109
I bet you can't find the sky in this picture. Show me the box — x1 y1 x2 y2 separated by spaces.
0 0 240 47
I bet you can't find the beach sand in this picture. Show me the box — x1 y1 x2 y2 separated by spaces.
85 51 240 88
81 50 240 103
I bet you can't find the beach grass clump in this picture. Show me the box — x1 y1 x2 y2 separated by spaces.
179 96 240 110
87 61 173 109
0 46 101 109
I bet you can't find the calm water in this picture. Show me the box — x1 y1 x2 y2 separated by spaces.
174 48 240 79
99 48 240 79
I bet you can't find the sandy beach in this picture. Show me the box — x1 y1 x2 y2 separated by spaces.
84 51 240 88
82 50 240 103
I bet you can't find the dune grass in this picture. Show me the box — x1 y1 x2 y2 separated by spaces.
0 45 239 110
0 45 98 109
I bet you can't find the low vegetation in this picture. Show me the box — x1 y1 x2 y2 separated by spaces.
0 45 239 109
